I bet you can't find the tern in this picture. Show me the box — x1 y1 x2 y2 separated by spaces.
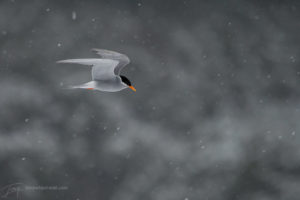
57 49 136 92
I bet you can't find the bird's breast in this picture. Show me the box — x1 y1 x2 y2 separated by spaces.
94 79 126 92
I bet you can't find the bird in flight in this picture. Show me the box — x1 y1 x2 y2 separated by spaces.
57 49 136 92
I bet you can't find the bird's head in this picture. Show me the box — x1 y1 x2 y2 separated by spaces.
120 75 136 92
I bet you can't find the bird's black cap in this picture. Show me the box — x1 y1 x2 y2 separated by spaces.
120 75 132 86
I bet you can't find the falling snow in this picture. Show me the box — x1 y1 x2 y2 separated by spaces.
72 11 77 20
291 131 296 136
0 1 299 200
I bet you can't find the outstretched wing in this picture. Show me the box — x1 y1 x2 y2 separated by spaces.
57 58 119 80
91 49 130 75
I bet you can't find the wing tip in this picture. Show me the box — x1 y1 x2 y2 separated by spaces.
91 48 104 53
91 48 97 52
91 48 111 55
56 59 76 64
56 60 72 64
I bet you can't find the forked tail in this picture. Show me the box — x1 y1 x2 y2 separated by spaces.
63 81 95 90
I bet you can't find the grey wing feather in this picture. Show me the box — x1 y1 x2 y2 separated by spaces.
57 59 103 66
91 49 130 75
57 58 119 80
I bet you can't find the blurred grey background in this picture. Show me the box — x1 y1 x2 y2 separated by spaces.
0 0 299 199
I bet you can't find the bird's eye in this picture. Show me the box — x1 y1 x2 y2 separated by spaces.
120 75 131 86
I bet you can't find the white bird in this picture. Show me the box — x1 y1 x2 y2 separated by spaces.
57 49 136 92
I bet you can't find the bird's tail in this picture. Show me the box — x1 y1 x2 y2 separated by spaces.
62 81 95 90
62 85 80 90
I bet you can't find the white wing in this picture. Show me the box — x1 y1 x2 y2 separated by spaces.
57 58 119 80
91 49 130 75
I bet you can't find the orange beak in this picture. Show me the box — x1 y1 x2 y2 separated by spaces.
129 85 136 92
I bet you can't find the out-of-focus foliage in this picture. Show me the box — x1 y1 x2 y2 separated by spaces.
0 0 299 199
